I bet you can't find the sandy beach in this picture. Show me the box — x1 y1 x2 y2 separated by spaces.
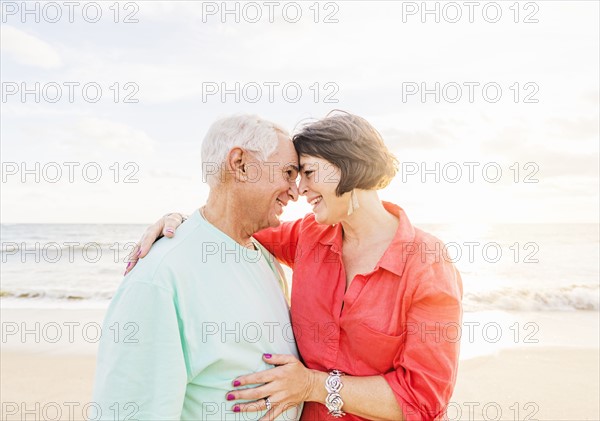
1 307 598 420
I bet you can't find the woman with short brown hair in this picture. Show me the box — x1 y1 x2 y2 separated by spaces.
128 111 463 421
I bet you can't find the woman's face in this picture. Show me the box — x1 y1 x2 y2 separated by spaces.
298 155 350 225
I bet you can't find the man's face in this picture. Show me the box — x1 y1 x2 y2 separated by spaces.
248 132 299 229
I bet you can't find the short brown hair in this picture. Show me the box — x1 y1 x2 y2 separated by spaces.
293 111 398 196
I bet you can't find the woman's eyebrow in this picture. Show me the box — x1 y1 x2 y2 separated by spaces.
299 163 315 171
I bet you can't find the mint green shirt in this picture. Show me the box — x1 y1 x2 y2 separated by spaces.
93 209 302 420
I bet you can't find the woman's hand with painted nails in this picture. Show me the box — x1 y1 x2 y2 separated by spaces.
123 213 186 275
227 353 315 421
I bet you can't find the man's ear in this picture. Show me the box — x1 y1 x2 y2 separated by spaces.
225 147 248 182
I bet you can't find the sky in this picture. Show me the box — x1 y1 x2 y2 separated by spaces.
1 0 598 224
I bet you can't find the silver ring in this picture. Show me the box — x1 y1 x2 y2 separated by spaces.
264 397 272 411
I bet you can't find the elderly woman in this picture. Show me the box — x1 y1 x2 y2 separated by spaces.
128 112 463 421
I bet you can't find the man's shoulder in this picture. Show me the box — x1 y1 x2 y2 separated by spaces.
123 215 216 288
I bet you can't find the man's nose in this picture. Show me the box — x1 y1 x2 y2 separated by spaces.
288 181 299 202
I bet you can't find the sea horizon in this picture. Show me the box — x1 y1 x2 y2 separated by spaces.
1 222 598 311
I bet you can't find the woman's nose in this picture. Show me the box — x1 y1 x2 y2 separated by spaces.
298 177 308 196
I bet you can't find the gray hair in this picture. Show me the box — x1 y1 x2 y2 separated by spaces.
201 114 289 187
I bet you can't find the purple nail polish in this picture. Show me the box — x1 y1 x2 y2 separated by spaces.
136 249 142 257
264 353 272 359
126 262 131 269
227 393 235 401
233 380 241 387
233 405 240 413
166 228 174 234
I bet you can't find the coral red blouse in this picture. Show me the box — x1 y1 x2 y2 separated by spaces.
254 202 463 421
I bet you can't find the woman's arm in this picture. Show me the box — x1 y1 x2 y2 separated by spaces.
227 354 405 421
124 213 304 275
382 256 463 421
253 218 303 268
309 371 404 420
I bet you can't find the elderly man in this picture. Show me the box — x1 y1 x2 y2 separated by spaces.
92 115 302 420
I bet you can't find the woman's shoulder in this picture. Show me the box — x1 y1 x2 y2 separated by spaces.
413 226 444 246
407 227 463 298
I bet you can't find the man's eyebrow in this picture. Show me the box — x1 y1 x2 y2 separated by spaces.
287 164 300 171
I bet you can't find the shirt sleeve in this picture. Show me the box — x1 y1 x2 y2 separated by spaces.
383 257 463 421
253 218 303 268
92 280 188 420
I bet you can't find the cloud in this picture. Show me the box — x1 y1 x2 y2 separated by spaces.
70 117 157 154
381 127 445 150
582 90 599 106
547 117 599 141
380 117 466 151
0 102 88 118
480 122 599 178
147 168 195 181
0 26 62 69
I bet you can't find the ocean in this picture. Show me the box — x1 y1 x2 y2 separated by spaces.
1 223 598 312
